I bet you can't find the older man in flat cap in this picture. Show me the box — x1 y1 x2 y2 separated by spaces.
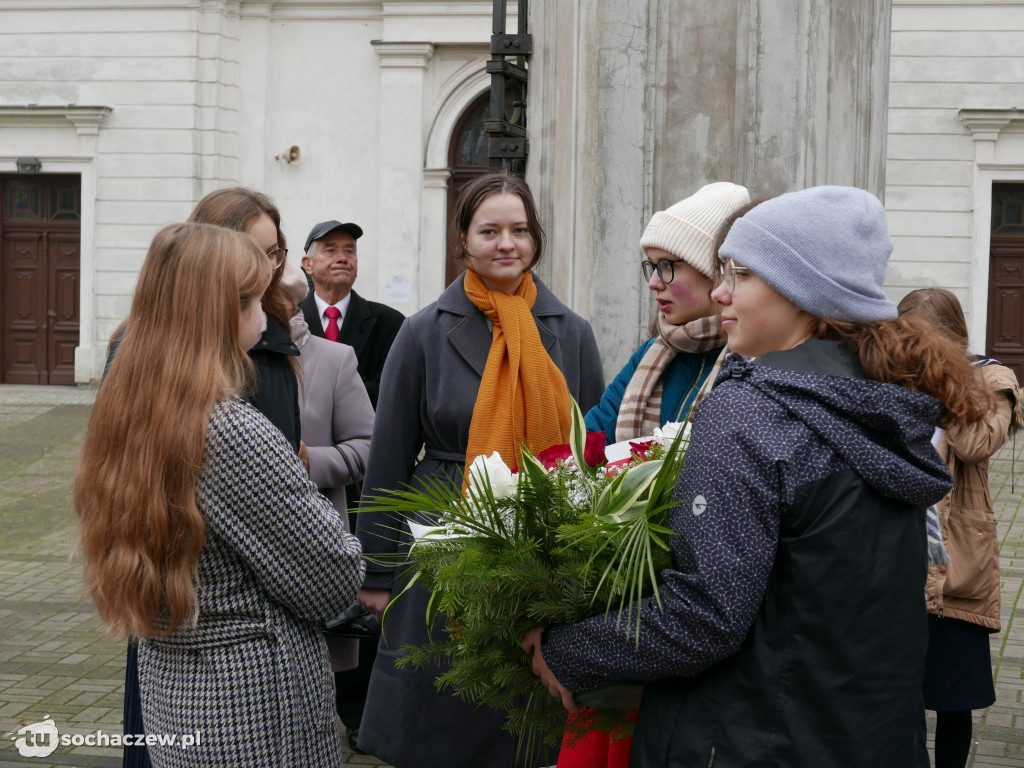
300 220 404 408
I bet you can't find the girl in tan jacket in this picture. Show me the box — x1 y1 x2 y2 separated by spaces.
898 288 1024 768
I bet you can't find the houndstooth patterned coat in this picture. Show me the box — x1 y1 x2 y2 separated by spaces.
138 398 365 767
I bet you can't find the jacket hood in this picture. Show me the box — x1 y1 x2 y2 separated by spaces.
718 340 951 507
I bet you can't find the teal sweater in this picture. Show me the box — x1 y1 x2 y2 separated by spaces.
584 339 723 439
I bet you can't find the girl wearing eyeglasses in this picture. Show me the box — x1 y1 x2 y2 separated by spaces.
524 186 994 767
562 183 749 768
583 183 751 444
189 187 304 459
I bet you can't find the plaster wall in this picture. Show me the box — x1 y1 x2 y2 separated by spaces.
531 0 892 381
238 9 385 279
0 2 233 380
885 0 1024 349
0 0 495 382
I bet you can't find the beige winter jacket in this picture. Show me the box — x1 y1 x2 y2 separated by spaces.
924 363 1023 630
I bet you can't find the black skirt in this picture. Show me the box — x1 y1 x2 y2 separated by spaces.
922 614 995 711
123 641 152 768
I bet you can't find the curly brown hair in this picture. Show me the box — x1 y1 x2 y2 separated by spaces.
810 315 994 429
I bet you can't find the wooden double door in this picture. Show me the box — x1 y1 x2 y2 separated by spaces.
0 175 81 385
989 185 1024 382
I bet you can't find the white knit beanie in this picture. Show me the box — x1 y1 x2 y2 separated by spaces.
640 182 751 279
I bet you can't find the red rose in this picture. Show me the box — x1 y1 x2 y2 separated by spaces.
584 431 608 468
628 439 656 460
536 442 572 470
536 431 608 470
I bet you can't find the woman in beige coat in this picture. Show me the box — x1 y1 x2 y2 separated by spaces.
898 288 1023 768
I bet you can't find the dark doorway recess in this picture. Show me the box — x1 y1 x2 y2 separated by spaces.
445 91 490 287
1 174 81 385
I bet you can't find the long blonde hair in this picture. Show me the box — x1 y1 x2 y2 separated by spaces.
75 223 271 637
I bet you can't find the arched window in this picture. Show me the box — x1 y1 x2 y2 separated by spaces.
445 91 489 286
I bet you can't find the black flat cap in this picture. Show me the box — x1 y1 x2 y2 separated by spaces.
304 220 364 253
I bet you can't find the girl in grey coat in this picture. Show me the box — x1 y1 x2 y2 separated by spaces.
355 173 604 768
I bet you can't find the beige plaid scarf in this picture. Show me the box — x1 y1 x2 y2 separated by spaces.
614 314 728 441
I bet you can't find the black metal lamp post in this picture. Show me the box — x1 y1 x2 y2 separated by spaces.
487 0 530 173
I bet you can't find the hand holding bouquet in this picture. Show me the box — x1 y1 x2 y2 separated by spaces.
360 400 690 753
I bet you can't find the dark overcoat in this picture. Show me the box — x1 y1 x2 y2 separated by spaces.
542 342 953 768
355 273 605 768
300 289 405 408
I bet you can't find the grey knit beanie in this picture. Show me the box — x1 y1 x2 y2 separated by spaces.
640 182 751 279
718 185 897 323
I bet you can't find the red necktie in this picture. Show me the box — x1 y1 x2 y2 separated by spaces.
324 306 341 342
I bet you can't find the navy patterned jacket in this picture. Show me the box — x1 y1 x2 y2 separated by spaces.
542 339 952 767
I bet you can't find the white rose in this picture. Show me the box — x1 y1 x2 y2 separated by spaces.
654 421 691 447
467 452 518 500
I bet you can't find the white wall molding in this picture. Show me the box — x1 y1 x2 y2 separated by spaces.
424 69 487 167
419 167 451 306
0 105 111 381
371 40 436 68
0 105 112 155
959 108 1024 350
896 0 1024 5
256 2 380 21
417 66 486 301
372 40 435 312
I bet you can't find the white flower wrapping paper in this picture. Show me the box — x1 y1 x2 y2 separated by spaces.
654 420 690 447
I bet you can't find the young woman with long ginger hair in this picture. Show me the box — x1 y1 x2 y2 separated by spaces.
76 223 364 767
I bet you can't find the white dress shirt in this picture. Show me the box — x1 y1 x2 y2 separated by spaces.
313 292 352 336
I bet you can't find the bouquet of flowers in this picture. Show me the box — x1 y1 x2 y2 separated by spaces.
360 400 690 755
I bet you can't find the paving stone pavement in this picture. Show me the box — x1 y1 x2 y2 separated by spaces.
0 383 1021 766
0 385 388 767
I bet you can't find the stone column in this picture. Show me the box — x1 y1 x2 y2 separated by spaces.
733 0 892 198
195 0 242 195
238 0 271 192
372 41 435 312
420 168 451 304
530 0 893 379
529 0 657 376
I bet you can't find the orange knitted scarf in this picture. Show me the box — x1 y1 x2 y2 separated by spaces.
463 269 572 477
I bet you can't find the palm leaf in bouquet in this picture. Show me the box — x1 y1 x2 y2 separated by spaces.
358 398 691 753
